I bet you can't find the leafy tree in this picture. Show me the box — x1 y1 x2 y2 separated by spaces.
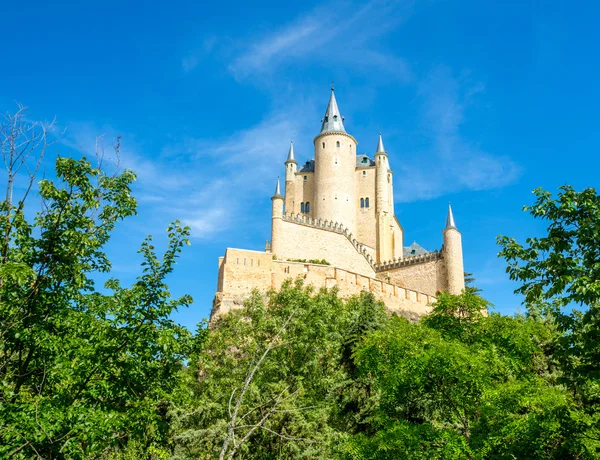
0 109 192 458
174 281 387 459
498 185 600 453
348 292 586 459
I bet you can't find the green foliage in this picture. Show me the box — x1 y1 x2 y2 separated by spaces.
174 282 387 459
0 157 192 458
498 185 600 452
287 258 331 265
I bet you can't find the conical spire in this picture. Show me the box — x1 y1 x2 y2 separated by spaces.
446 203 457 230
272 177 282 199
320 88 346 134
376 133 386 154
285 140 296 163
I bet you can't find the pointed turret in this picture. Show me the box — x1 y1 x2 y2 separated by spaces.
446 203 457 229
272 177 282 199
285 141 297 164
376 133 386 154
320 88 346 134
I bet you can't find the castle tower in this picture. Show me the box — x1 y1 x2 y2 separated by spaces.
284 141 297 214
375 134 391 263
443 204 465 294
313 89 358 236
271 177 284 257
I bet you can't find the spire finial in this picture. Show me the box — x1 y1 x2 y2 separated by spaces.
286 140 296 164
446 203 457 229
272 177 282 198
376 133 386 154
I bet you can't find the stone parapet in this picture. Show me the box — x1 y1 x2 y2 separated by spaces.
376 250 443 272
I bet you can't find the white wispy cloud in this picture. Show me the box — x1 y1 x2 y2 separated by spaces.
394 66 521 202
221 0 415 82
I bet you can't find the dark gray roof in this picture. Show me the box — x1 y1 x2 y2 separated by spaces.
404 242 428 257
299 160 315 173
356 154 375 168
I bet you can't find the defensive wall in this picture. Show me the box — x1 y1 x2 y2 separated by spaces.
213 247 436 322
274 213 377 278
375 250 449 298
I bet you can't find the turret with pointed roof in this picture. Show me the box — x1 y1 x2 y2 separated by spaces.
320 88 346 134
271 177 282 199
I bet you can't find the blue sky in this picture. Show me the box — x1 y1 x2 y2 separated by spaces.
1 0 599 328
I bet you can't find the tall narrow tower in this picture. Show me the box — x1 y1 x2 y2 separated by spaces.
443 204 465 294
375 134 391 263
313 89 358 235
284 141 297 214
271 178 284 257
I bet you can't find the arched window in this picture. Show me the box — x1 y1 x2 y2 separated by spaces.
336 141 340 147
360 198 365 208
304 175 307 181
333 115 338 121
301 202 305 213
365 197 370 208
305 202 310 213
322 142 325 148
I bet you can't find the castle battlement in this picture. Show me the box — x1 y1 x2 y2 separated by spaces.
282 213 376 268
375 250 444 272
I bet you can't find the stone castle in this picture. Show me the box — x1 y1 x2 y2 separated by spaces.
212 89 465 320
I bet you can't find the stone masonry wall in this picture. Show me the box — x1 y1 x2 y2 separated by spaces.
213 248 435 321
377 257 448 297
276 216 376 278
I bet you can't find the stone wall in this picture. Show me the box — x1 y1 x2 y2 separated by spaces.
213 248 435 321
275 215 376 278
376 252 448 297
355 166 377 248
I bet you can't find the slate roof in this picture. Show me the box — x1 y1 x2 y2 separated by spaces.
299 160 315 173
403 242 429 257
356 154 376 167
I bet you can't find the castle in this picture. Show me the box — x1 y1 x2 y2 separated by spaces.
212 89 465 320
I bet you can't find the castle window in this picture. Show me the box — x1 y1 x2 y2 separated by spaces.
335 157 338 164
335 194 338 200
411 249 416 255
362 157 368 164
336 141 340 147
365 197 370 208
333 115 338 121
301 202 305 213
322 142 325 148
360 198 365 208
304 175 307 181
362 171 367 176
305 202 310 213
324 116 328 122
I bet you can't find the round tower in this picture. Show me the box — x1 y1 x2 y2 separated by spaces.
443 204 465 294
313 89 358 235
375 134 391 263
271 178 284 257
284 141 297 214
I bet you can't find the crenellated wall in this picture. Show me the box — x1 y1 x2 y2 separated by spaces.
274 213 377 277
213 248 435 321
375 251 448 297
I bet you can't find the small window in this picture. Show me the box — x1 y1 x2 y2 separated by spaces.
304 175 307 181
333 115 338 121
335 194 338 200
365 197 370 208
360 198 365 208
324 116 328 122
322 142 325 148
336 141 340 147
301 202 305 213
362 157 368 164
411 249 416 255
335 157 338 165
305 202 310 213
362 171 366 176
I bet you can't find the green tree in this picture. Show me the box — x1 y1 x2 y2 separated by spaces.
0 110 192 458
348 292 584 459
174 281 387 459
498 185 600 452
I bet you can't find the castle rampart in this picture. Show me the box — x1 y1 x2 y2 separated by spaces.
213 247 435 321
